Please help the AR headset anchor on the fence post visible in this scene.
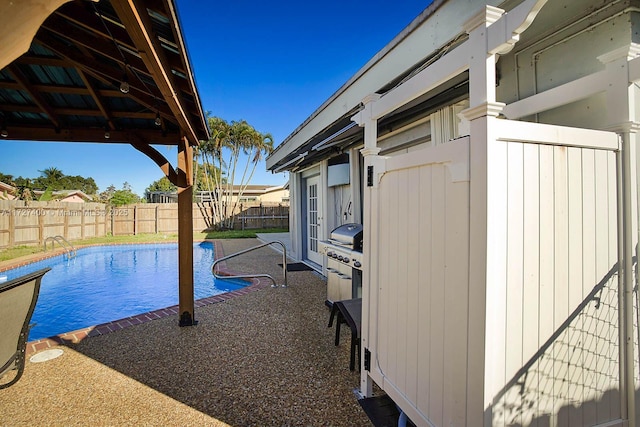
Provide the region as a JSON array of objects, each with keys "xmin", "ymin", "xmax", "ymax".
[
  {"xmin": 95, "ymin": 205, "xmax": 100, "ymax": 237},
  {"xmin": 81, "ymin": 205, "xmax": 86, "ymax": 239},
  {"xmin": 63, "ymin": 205, "xmax": 69, "ymax": 240},
  {"xmin": 38, "ymin": 206, "xmax": 45, "ymax": 245},
  {"xmin": 110, "ymin": 207, "xmax": 115, "ymax": 236},
  {"xmin": 8, "ymin": 204, "xmax": 15, "ymax": 248}
]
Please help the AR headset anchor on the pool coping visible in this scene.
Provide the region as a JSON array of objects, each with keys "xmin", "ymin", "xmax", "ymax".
[{"xmin": 3, "ymin": 240, "xmax": 271, "ymax": 355}]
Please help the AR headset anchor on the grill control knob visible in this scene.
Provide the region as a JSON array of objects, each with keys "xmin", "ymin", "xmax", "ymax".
[
  {"xmin": 332, "ymin": 253, "xmax": 338, "ymax": 259},
  {"xmin": 343, "ymin": 257, "xmax": 350, "ymax": 263},
  {"xmin": 327, "ymin": 251, "xmax": 333, "ymax": 257},
  {"xmin": 338, "ymin": 255, "xmax": 344, "ymax": 261},
  {"xmin": 354, "ymin": 261, "xmax": 362, "ymax": 268}
]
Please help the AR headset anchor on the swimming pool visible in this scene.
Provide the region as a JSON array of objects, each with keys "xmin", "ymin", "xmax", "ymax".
[{"xmin": 0, "ymin": 242, "xmax": 247, "ymax": 341}]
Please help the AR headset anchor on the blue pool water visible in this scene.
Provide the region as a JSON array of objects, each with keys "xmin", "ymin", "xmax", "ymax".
[{"xmin": 0, "ymin": 242, "xmax": 247, "ymax": 341}]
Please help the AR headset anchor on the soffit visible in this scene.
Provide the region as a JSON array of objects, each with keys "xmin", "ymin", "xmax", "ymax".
[{"xmin": 275, "ymin": 72, "xmax": 469, "ymax": 173}]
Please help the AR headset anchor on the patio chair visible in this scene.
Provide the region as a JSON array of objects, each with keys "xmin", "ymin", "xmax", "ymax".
[{"xmin": 0, "ymin": 268, "xmax": 50, "ymax": 389}]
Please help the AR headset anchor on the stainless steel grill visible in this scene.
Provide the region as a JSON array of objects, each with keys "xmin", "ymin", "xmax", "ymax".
[
  {"xmin": 319, "ymin": 223, "xmax": 364, "ymax": 305},
  {"xmin": 327, "ymin": 223, "xmax": 363, "ymax": 251}
]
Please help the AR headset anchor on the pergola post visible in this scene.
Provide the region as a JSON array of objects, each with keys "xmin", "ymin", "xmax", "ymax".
[{"xmin": 177, "ymin": 136, "xmax": 196, "ymax": 326}]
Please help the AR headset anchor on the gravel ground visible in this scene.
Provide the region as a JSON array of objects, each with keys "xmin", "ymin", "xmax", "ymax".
[{"xmin": 0, "ymin": 238, "xmax": 372, "ymax": 427}]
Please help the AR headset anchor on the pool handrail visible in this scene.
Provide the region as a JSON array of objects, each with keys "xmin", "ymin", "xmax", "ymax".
[
  {"xmin": 211, "ymin": 241, "xmax": 288, "ymax": 288},
  {"xmin": 43, "ymin": 235, "xmax": 77, "ymax": 259}
]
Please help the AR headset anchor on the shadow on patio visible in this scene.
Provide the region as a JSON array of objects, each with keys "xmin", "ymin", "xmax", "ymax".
[{"xmin": 0, "ymin": 239, "xmax": 370, "ymax": 426}]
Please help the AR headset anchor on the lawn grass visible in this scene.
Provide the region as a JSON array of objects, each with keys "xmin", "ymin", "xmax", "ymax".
[{"xmin": 0, "ymin": 229, "xmax": 288, "ymax": 262}]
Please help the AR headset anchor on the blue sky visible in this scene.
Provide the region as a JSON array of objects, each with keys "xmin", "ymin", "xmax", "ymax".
[{"xmin": 0, "ymin": 1, "xmax": 428, "ymax": 196}]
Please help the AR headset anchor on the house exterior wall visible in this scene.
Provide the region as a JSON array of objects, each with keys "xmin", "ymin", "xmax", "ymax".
[
  {"xmin": 285, "ymin": 172, "xmax": 301, "ymax": 260},
  {"xmin": 254, "ymin": 188, "xmax": 289, "ymax": 204},
  {"xmin": 59, "ymin": 194, "xmax": 86, "ymax": 203}
]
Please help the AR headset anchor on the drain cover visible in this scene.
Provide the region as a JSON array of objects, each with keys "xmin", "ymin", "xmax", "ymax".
[{"xmin": 29, "ymin": 348, "xmax": 64, "ymax": 363}]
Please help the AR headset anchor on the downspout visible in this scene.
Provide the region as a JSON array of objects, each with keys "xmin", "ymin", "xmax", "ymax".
[{"xmin": 637, "ymin": 127, "xmax": 640, "ymax": 416}]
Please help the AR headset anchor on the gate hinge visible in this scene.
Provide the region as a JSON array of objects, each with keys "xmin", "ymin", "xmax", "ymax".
[{"xmin": 364, "ymin": 348, "xmax": 371, "ymax": 371}]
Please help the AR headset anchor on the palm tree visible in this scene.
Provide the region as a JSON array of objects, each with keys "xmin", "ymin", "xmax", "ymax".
[
  {"xmin": 39, "ymin": 167, "xmax": 64, "ymax": 181},
  {"xmin": 36, "ymin": 167, "xmax": 64, "ymax": 190},
  {"xmin": 199, "ymin": 117, "xmax": 231, "ymax": 227},
  {"xmin": 198, "ymin": 116, "xmax": 274, "ymax": 229}
]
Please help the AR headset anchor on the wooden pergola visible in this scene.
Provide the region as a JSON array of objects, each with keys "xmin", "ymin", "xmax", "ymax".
[{"xmin": 0, "ymin": 0, "xmax": 210, "ymax": 326}]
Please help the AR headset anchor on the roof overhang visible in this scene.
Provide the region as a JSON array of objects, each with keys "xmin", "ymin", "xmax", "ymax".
[
  {"xmin": 266, "ymin": 0, "xmax": 506, "ymax": 173},
  {"xmin": 269, "ymin": 71, "xmax": 470, "ymax": 174}
]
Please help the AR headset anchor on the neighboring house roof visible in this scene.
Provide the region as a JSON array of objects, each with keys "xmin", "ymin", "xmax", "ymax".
[
  {"xmin": 0, "ymin": 181, "xmax": 16, "ymax": 200},
  {"xmin": 32, "ymin": 189, "xmax": 93, "ymax": 202},
  {"xmin": 232, "ymin": 184, "xmax": 288, "ymax": 196},
  {"xmin": 0, "ymin": 181, "xmax": 94, "ymax": 201},
  {"xmin": 0, "ymin": 181, "xmax": 16, "ymax": 193},
  {"xmin": 150, "ymin": 184, "xmax": 289, "ymax": 198}
]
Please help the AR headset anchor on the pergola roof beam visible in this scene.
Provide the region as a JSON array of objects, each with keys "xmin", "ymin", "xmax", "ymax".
[
  {"xmin": 2, "ymin": 125, "xmax": 181, "ymax": 145},
  {"xmin": 2, "ymin": 98, "xmax": 173, "ymax": 121},
  {"xmin": 42, "ymin": 16, "xmax": 150, "ymax": 76},
  {"xmin": 38, "ymin": 33, "xmax": 177, "ymax": 128},
  {"xmin": 42, "ymin": 17, "xmax": 191, "ymax": 97},
  {"xmin": 54, "ymin": 7, "xmax": 137, "ymax": 56},
  {"xmin": 7, "ymin": 64, "xmax": 60, "ymax": 129},
  {"xmin": 77, "ymin": 69, "xmax": 115, "ymax": 129},
  {"xmin": 111, "ymin": 0, "xmax": 198, "ymax": 145}
]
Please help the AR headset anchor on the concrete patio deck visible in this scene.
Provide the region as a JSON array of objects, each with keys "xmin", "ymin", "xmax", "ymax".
[{"xmin": 0, "ymin": 238, "xmax": 372, "ymax": 426}]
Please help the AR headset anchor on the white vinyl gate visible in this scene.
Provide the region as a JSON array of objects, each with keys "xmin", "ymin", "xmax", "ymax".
[{"xmin": 362, "ymin": 122, "xmax": 625, "ymax": 426}]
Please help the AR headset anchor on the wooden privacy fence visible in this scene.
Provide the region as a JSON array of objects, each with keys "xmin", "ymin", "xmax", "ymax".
[
  {"xmin": 0, "ymin": 200, "xmax": 109, "ymax": 249},
  {"xmin": 105, "ymin": 202, "xmax": 289, "ymax": 235},
  {"xmin": 236, "ymin": 204, "xmax": 290, "ymax": 230},
  {"xmin": 0, "ymin": 200, "xmax": 289, "ymax": 248}
]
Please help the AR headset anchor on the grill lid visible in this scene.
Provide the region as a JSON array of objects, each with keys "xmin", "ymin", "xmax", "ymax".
[{"xmin": 329, "ymin": 223, "xmax": 363, "ymax": 251}]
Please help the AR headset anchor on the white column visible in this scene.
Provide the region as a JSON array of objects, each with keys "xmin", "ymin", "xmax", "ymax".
[
  {"xmin": 460, "ymin": 6, "xmax": 506, "ymax": 425},
  {"xmin": 353, "ymin": 93, "xmax": 381, "ymax": 397},
  {"xmin": 599, "ymin": 44, "xmax": 640, "ymax": 426}
]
